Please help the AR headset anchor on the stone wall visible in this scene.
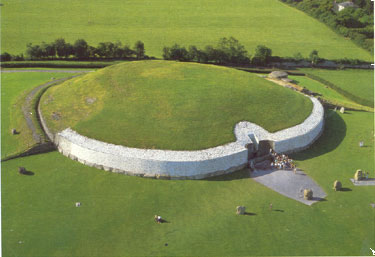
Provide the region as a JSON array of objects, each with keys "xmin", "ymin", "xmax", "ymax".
[{"xmin": 39, "ymin": 95, "xmax": 324, "ymax": 179}]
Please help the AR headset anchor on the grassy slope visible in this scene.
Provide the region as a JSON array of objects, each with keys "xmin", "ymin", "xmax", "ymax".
[
  {"xmin": 300, "ymin": 69, "xmax": 374, "ymax": 106},
  {"xmin": 2, "ymin": 110, "xmax": 374, "ymax": 256},
  {"xmin": 2, "ymin": 0, "xmax": 372, "ymax": 61},
  {"xmin": 1, "ymin": 71, "xmax": 79, "ymax": 158},
  {"xmin": 289, "ymin": 75, "xmax": 371, "ymax": 111},
  {"xmin": 40, "ymin": 61, "xmax": 313, "ymax": 150}
]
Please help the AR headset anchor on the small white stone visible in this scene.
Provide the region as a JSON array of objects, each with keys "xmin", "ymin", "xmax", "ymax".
[{"xmin": 75, "ymin": 202, "xmax": 81, "ymax": 207}]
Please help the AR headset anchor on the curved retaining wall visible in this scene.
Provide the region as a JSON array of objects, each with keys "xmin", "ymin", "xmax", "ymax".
[{"xmin": 39, "ymin": 96, "xmax": 324, "ymax": 179}]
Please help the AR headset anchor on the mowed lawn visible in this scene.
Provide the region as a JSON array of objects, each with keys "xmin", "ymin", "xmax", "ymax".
[
  {"xmin": 40, "ymin": 61, "xmax": 313, "ymax": 150},
  {"xmin": 300, "ymin": 69, "xmax": 374, "ymax": 107},
  {"xmin": 2, "ymin": 109, "xmax": 374, "ymax": 256},
  {"xmin": 288, "ymin": 75, "xmax": 370, "ymax": 110},
  {"xmin": 1, "ymin": 70, "xmax": 78, "ymax": 159},
  {"xmin": 2, "ymin": 0, "xmax": 372, "ymax": 61}
]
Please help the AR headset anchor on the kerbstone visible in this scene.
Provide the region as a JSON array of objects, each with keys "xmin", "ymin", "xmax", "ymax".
[{"xmin": 43, "ymin": 95, "xmax": 324, "ymax": 179}]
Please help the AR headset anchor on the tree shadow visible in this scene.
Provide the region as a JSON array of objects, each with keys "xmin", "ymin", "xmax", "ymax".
[{"xmin": 291, "ymin": 110, "xmax": 346, "ymax": 161}]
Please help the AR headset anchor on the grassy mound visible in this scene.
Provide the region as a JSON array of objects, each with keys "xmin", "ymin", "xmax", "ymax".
[{"xmin": 40, "ymin": 60, "xmax": 313, "ymax": 150}]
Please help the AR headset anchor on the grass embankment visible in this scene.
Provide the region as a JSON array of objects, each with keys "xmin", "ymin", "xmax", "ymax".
[
  {"xmin": 300, "ymin": 68, "xmax": 374, "ymax": 108},
  {"xmin": 1, "ymin": 71, "xmax": 82, "ymax": 159},
  {"xmin": 2, "ymin": 110, "xmax": 374, "ymax": 256},
  {"xmin": 40, "ymin": 60, "xmax": 313, "ymax": 150},
  {"xmin": 289, "ymin": 75, "xmax": 373, "ymax": 112},
  {"xmin": 2, "ymin": 0, "xmax": 372, "ymax": 61}
]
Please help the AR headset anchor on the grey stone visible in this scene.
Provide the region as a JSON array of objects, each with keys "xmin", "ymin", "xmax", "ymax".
[
  {"xmin": 236, "ymin": 206, "xmax": 246, "ymax": 215},
  {"xmin": 340, "ymin": 107, "xmax": 345, "ymax": 114}
]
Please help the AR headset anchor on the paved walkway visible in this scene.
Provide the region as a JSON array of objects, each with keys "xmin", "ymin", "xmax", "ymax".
[
  {"xmin": 350, "ymin": 178, "xmax": 375, "ymax": 186},
  {"xmin": 251, "ymin": 168, "xmax": 326, "ymax": 205},
  {"xmin": 22, "ymin": 73, "xmax": 88, "ymax": 144}
]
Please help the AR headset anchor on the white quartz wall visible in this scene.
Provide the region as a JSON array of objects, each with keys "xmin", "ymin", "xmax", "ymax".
[{"xmin": 41, "ymin": 96, "xmax": 324, "ymax": 179}]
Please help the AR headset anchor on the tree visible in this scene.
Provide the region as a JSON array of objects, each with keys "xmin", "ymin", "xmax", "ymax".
[
  {"xmin": 26, "ymin": 43, "xmax": 43, "ymax": 59},
  {"xmin": 217, "ymin": 37, "xmax": 249, "ymax": 64},
  {"xmin": 134, "ymin": 40, "xmax": 145, "ymax": 59},
  {"xmin": 54, "ymin": 38, "xmax": 68, "ymax": 58},
  {"xmin": 0, "ymin": 52, "xmax": 11, "ymax": 61},
  {"xmin": 64, "ymin": 43, "xmax": 74, "ymax": 58},
  {"xmin": 253, "ymin": 45, "xmax": 272, "ymax": 65},
  {"xmin": 123, "ymin": 45, "xmax": 134, "ymax": 58},
  {"xmin": 74, "ymin": 39, "xmax": 89, "ymax": 59},
  {"xmin": 293, "ymin": 52, "xmax": 304, "ymax": 62},
  {"xmin": 309, "ymin": 50, "xmax": 321, "ymax": 66}
]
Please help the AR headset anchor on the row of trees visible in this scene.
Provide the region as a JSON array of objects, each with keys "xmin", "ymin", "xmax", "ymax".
[
  {"xmin": 162, "ymin": 37, "xmax": 273, "ymax": 65},
  {"xmin": 1, "ymin": 38, "xmax": 147, "ymax": 61},
  {"xmin": 280, "ymin": 0, "xmax": 374, "ymax": 53},
  {"xmin": 162, "ymin": 37, "xmax": 329, "ymax": 66}
]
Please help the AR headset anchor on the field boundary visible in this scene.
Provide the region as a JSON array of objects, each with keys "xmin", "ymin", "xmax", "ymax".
[{"xmin": 305, "ymin": 73, "xmax": 374, "ymax": 108}]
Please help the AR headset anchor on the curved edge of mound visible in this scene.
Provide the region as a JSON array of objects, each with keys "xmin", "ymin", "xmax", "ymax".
[
  {"xmin": 38, "ymin": 93, "xmax": 324, "ymax": 179},
  {"xmin": 39, "ymin": 60, "xmax": 314, "ymax": 150}
]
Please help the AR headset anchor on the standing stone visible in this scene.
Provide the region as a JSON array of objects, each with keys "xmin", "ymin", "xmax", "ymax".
[
  {"xmin": 11, "ymin": 128, "xmax": 17, "ymax": 135},
  {"xmin": 340, "ymin": 107, "xmax": 345, "ymax": 114},
  {"xmin": 303, "ymin": 189, "xmax": 313, "ymax": 200},
  {"xmin": 75, "ymin": 202, "xmax": 81, "ymax": 207},
  {"xmin": 18, "ymin": 167, "xmax": 26, "ymax": 174},
  {"xmin": 236, "ymin": 206, "xmax": 246, "ymax": 215},
  {"xmin": 333, "ymin": 180, "xmax": 342, "ymax": 191},
  {"xmin": 333, "ymin": 107, "xmax": 337, "ymax": 112},
  {"xmin": 359, "ymin": 141, "xmax": 364, "ymax": 147},
  {"xmin": 354, "ymin": 169, "xmax": 363, "ymax": 181}
]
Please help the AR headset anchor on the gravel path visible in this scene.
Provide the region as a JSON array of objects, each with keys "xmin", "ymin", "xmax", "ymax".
[
  {"xmin": 22, "ymin": 73, "xmax": 88, "ymax": 144},
  {"xmin": 252, "ymin": 168, "xmax": 326, "ymax": 205}
]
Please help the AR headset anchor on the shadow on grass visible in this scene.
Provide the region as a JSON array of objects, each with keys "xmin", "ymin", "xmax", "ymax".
[
  {"xmin": 204, "ymin": 168, "xmax": 251, "ymax": 181},
  {"xmin": 243, "ymin": 212, "xmax": 256, "ymax": 216},
  {"xmin": 273, "ymin": 209, "xmax": 284, "ymax": 213},
  {"xmin": 292, "ymin": 110, "xmax": 346, "ymax": 161},
  {"xmin": 20, "ymin": 170, "xmax": 35, "ymax": 176},
  {"xmin": 339, "ymin": 188, "xmax": 352, "ymax": 192},
  {"xmin": 312, "ymin": 197, "xmax": 327, "ymax": 202}
]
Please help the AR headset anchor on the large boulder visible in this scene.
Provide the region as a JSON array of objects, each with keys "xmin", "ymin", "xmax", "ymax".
[
  {"xmin": 268, "ymin": 71, "xmax": 288, "ymax": 79},
  {"xmin": 236, "ymin": 206, "xmax": 246, "ymax": 215},
  {"xmin": 304, "ymin": 189, "xmax": 313, "ymax": 200},
  {"xmin": 354, "ymin": 169, "xmax": 363, "ymax": 181},
  {"xmin": 333, "ymin": 180, "xmax": 342, "ymax": 191}
]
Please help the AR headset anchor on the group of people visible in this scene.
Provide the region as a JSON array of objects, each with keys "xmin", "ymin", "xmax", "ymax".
[{"xmin": 269, "ymin": 149, "xmax": 296, "ymax": 171}]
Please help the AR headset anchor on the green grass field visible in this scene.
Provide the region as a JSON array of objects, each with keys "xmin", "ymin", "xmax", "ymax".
[
  {"xmin": 1, "ymin": 70, "xmax": 79, "ymax": 159},
  {"xmin": 40, "ymin": 60, "xmax": 312, "ymax": 150},
  {"xmin": 2, "ymin": 0, "xmax": 372, "ymax": 61},
  {"xmin": 300, "ymin": 69, "xmax": 374, "ymax": 107},
  {"xmin": 289, "ymin": 75, "xmax": 372, "ymax": 111},
  {"xmin": 2, "ymin": 109, "xmax": 374, "ymax": 256}
]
